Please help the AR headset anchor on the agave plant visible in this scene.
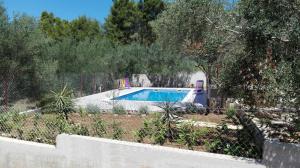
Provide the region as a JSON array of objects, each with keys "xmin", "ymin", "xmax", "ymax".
[
  {"xmin": 39, "ymin": 85, "xmax": 74, "ymax": 120},
  {"xmin": 51, "ymin": 85, "xmax": 74, "ymax": 120},
  {"xmin": 157, "ymin": 102, "xmax": 178, "ymax": 141}
]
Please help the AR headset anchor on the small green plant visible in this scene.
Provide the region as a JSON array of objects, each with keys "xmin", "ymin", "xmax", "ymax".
[
  {"xmin": 177, "ymin": 122, "xmax": 199, "ymax": 149},
  {"xmin": 70, "ymin": 123, "xmax": 89, "ymax": 136},
  {"xmin": 111, "ymin": 121, "xmax": 124, "ymax": 140},
  {"xmin": 33, "ymin": 112, "xmax": 41, "ymax": 127},
  {"xmin": 159, "ymin": 102, "xmax": 177, "ymax": 141},
  {"xmin": 78, "ymin": 107, "xmax": 87, "ymax": 117},
  {"xmin": 185, "ymin": 103, "xmax": 198, "ymax": 114},
  {"xmin": 135, "ymin": 119, "xmax": 152, "ymax": 142},
  {"xmin": 45, "ymin": 115, "xmax": 70, "ymax": 134},
  {"xmin": 27, "ymin": 128, "xmax": 43, "ymax": 142},
  {"xmin": 151, "ymin": 118, "xmax": 167, "ymax": 145},
  {"xmin": 112, "ymin": 105, "xmax": 126, "ymax": 115},
  {"xmin": 86, "ymin": 104, "xmax": 101, "ymax": 113},
  {"xmin": 0, "ymin": 113, "xmax": 12, "ymax": 134},
  {"xmin": 225, "ymin": 108, "xmax": 236, "ymax": 119},
  {"xmin": 39, "ymin": 85, "xmax": 74, "ymax": 120},
  {"xmin": 138, "ymin": 106, "xmax": 149, "ymax": 115},
  {"xmin": 93, "ymin": 119, "xmax": 107, "ymax": 137}
]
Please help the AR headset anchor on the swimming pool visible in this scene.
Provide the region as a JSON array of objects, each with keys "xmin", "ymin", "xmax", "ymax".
[{"xmin": 114, "ymin": 89, "xmax": 190, "ymax": 102}]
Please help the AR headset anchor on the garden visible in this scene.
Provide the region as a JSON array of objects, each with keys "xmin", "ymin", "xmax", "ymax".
[
  {"xmin": 0, "ymin": 108, "xmax": 261, "ymax": 159},
  {"xmin": 0, "ymin": 0, "xmax": 299, "ymax": 162}
]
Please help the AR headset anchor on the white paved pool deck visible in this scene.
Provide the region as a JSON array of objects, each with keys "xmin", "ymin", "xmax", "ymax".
[{"xmin": 75, "ymin": 87, "xmax": 195, "ymax": 112}]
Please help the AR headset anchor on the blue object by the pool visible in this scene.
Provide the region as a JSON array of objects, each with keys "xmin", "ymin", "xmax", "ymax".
[{"xmin": 114, "ymin": 89, "xmax": 190, "ymax": 102}]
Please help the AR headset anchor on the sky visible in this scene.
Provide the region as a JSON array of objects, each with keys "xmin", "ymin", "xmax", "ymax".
[
  {"xmin": 1, "ymin": 0, "xmax": 113, "ymax": 24},
  {"xmin": 2, "ymin": 0, "xmax": 236, "ymax": 24}
]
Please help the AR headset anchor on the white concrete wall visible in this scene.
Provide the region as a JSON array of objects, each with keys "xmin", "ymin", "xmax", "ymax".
[
  {"xmin": 189, "ymin": 71, "xmax": 207, "ymax": 88},
  {"xmin": 0, "ymin": 136, "xmax": 66, "ymax": 168},
  {"xmin": 263, "ymin": 140, "xmax": 300, "ymax": 168},
  {"xmin": 132, "ymin": 72, "xmax": 207, "ymax": 88},
  {"xmin": 0, "ymin": 134, "xmax": 265, "ymax": 168}
]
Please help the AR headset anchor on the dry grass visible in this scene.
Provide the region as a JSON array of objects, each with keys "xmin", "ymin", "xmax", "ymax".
[{"xmin": 1, "ymin": 112, "xmax": 228, "ymax": 152}]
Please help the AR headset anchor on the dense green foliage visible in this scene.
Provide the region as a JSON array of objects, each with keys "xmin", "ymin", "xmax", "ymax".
[
  {"xmin": 40, "ymin": 12, "xmax": 102, "ymax": 41},
  {"xmin": 105, "ymin": 0, "xmax": 164, "ymax": 44},
  {"xmin": 0, "ymin": 0, "xmax": 299, "ymax": 111}
]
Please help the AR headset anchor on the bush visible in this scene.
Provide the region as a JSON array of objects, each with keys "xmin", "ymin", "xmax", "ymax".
[
  {"xmin": 111, "ymin": 121, "xmax": 124, "ymax": 140},
  {"xmin": 0, "ymin": 113, "xmax": 12, "ymax": 134},
  {"xmin": 45, "ymin": 115, "xmax": 70, "ymax": 134},
  {"xmin": 176, "ymin": 123, "xmax": 212, "ymax": 150},
  {"xmin": 86, "ymin": 104, "xmax": 101, "ymax": 113},
  {"xmin": 225, "ymin": 108, "xmax": 236, "ymax": 119},
  {"xmin": 135, "ymin": 119, "xmax": 152, "ymax": 142},
  {"xmin": 70, "ymin": 123, "xmax": 89, "ymax": 136},
  {"xmin": 177, "ymin": 122, "xmax": 201, "ymax": 149},
  {"xmin": 138, "ymin": 106, "xmax": 149, "ymax": 115},
  {"xmin": 39, "ymin": 85, "xmax": 74, "ymax": 120},
  {"xmin": 151, "ymin": 118, "xmax": 167, "ymax": 145},
  {"xmin": 78, "ymin": 107, "xmax": 87, "ymax": 117},
  {"xmin": 185, "ymin": 103, "xmax": 198, "ymax": 114},
  {"xmin": 112, "ymin": 105, "xmax": 126, "ymax": 115},
  {"xmin": 206, "ymin": 123, "xmax": 261, "ymax": 159},
  {"xmin": 93, "ymin": 119, "xmax": 107, "ymax": 137}
]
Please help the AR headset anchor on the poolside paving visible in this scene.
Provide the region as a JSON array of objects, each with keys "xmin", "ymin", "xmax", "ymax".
[
  {"xmin": 74, "ymin": 87, "xmax": 195, "ymax": 112},
  {"xmin": 177, "ymin": 119, "xmax": 243, "ymax": 130}
]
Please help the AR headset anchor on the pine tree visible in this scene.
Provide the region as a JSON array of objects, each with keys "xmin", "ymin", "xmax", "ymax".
[{"xmin": 104, "ymin": 0, "xmax": 140, "ymax": 44}]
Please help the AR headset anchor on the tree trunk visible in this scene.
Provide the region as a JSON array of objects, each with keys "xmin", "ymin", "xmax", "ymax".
[
  {"xmin": 93, "ymin": 73, "xmax": 96, "ymax": 94},
  {"xmin": 80, "ymin": 73, "xmax": 83, "ymax": 97},
  {"xmin": 2, "ymin": 77, "xmax": 9, "ymax": 112},
  {"xmin": 206, "ymin": 66, "xmax": 212, "ymax": 115}
]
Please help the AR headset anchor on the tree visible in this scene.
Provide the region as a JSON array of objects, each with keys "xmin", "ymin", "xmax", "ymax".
[
  {"xmin": 136, "ymin": 0, "xmax": 165, "ymax": 45},
  {"xmin": 70, "ymin": 16, "xmax": 102, "ymax": 41},
  {"xmin": 104, "ymin": 0, "xmax": 140, "ymax": 44},
  {"xmin": 0, "ymin": 8, "xmax": 56, "ymax": 108},
  {"xmin": 151, "ymin": 0, "xmax": 227, "ymax": 109},
  {"xmin": 145, "ymin": 43, "xmax": 194, "ymax": 87},
  {"xmin": 40, "ymin": 12, "xmax": 102, "ymax": 41},
  {"xmin": 40, "ymin": 11, "xmax": 70, "ymax": 40},
  {"xmin": 226, "ymin": 0, "xmax": 300, "ymax": 108}
]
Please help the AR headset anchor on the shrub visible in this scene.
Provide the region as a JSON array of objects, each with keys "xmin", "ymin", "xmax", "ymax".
[
  {"xmin": 151, "ymin": 118, "xmax": 167, "ymax": 145},
  {"xmin": 86, "ymin": 104, "xmax": 101, "ymax": 113},
  {"xmin": 70, "ymin": 124, "xmax": 89, "ymax": 136},
  {"xmin": 135, "ymin": 119, "xmax": 152, "ymax": 142},
  {"xmin": 185, "ymin": 103, "xmax": 198, "ymax": 114},
  {"xmin": 177, "ymin": 123, "xmax": 199, "ymax": 149},
  {"xmin": 160, "ymin": 103, "xmax": 177, "ymax": 140},
  {"xmin": 111, "ymin": 121, "xmax": 124, "ymax": 140},
  {"xmin": 206, "ymin": 123, "xmax": 261, "ymax": 158},
  {"xmin": 138, "ymin": 106, "xmax": 149, "ymax": 115},
  {"xmin": 225, "ymin": 108, "xmax": 236, "ymax": 119},
  {"xmin": 112, "ymin": 105, "xmax": 126, "ymax": 115},
  {"xmin": 0, "ymin": 113, "xmax": 12, "ymax": 134},
  {"xmin": 176, "ymin": 123, "xmax": 212, "ymax": 150},
  {"xmin": 78, "ymin": 107, "xmax": 87, "ymax": 117},
  {"xmin": 93, "ymin": 119, "xmax": 107, "ymax": 137},
  {"xmin": 39, "ymin": 85, "xmax": 74, "ymax": 120},
  {"xmin": 45, "ymin": 115, "xmax": 70, "ymax": 134},
  {"xmin": 27, "ymin": 128, "xmax": 43, "ymax": 142},
  {"xmin": 152, "ymin": 121, "xmax": 167, "ymax": 145}
]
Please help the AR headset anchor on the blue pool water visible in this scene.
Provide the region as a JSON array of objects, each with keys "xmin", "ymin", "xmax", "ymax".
[{"xmin": 114, "ymin": 89, "xmax": 190, "ymax": 102}]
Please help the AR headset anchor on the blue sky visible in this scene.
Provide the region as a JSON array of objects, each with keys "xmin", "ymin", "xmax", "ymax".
[
  {"xmin": 2, "ymin": 0, "xmax": 236, "ymax": 24},
  {"xmin": 1, "ymin": 0, "xmax": 113, "ymax": 24}
]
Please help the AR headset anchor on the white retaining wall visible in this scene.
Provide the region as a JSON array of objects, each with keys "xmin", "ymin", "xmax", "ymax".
[
  {"xmin": 263, "ymin": 140, "xmax": 300, "ymax": 168},
  {"xmin": 0, "ymin": 134, "xmax": 265, "ymax": 168}
]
